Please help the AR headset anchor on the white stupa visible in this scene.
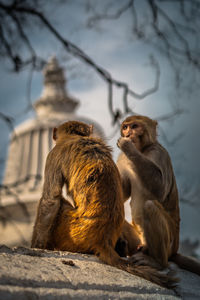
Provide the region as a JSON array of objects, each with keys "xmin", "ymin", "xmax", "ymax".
[{"xmin": 0, "ymin": 56, "xmax": 105, "ymax": 246}]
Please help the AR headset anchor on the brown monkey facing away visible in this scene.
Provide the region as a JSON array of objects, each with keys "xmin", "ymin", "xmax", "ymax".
[
  {"xmin": 117, "ymin": 115, "xmax": 200, "ymax": 275},
  {"xmin": 31, "ymin": 120, "xmax": 176, "ymax": 288}
]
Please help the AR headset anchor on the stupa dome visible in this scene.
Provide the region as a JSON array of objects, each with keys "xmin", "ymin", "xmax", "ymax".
[{"xmin": 1, "ymin": 56, "xmax": 105, "ymax": 246}]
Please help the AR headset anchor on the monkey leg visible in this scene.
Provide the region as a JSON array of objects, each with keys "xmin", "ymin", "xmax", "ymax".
[
  {"xmin": 143, "ymin": 200, "xmax": 174, "ymax": 268},
  {"xmin": 96, "ymin": 242, "xmax": 177, "ymax": 289},
  {"xmin": 31, "ymin": 197, "xmax": 61, "ymax": 249},
  {"xmin": 116, "ymin": 220, "xmax": 141, "ymax": 257}
]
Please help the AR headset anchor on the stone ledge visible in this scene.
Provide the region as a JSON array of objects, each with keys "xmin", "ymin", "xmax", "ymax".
[{"xmin": 0, "ymin": 245, "xmax": 200, "ymax": 299}]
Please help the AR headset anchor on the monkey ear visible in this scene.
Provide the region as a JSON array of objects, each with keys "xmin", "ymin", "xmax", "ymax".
[
  {"xmin": 153, "ymin": 120, "xmax": 158, "ymax": 127},
  {"xmin": 53, "ymin": 127, "xmax": 58, "ymax": 140},
  {"xmin": 89, "ymin": 125, "xmax": 93, "ymax": 135}
]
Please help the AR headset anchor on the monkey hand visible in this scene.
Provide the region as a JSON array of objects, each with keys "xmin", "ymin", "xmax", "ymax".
[
  {"xmin": 31, "ymin": 231, "xmax": 48, "ymax": 249},
  {"xmin": 117, "ymin": 137, "xmax": 136, "ymax": 152},
  {"xmin": 31, "ymin": 238, "xmax": 45, "ymax": 249}
]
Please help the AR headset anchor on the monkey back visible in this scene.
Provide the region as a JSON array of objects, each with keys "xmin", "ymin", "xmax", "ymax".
[{"xmin": 49, "ymin": 134, "xmax": 124, "ymax": 253}]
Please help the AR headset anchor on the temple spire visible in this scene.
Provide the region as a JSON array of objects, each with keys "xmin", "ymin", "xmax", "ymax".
[
  {"xmin": 1, "ymin": 55, "xmax": 104, "ymax": 247},
  {"xmin": 34, "ymin": 56, "xmax": 79, "ymax": 117}
]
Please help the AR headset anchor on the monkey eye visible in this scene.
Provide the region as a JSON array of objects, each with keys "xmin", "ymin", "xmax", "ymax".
[
  {"xmin": 122, "ymin": 125, "xmax": 127, "ymax": 130},
  {"xmin": 131, "ymin": 123, "xmax": 138, "ymax": 129}
]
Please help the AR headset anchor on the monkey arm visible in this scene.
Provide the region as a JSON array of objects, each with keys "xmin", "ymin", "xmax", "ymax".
[
  {"xmin": 120, "ymin": 171, "xmax": 131, "ymax": 201},
  {"xmin": 31, "ymin": 153, "xmax": 64, "ymax": 249},
  {"xmin": 117, "ymin": 137, "xmax": 166, "ymax": 200},
  {"xmin": 117, "ymin": 154, "xmax": 131, "ymax": 201},
  {"xmin": 31, "ymin": 196, "xmax": 61, "ymax": 249}
]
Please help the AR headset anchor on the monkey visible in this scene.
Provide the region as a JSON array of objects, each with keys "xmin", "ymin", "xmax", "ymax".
[
  {"xmin": 117, "ymin": 115, "xmax": 200, "ymax": 276},
  {"xmin": 31, "ymin": 120, "xmax": 177, "ymax": 288},
  {"xmin": 115, "ymin": 220, "xmax": 141, "ymax": 257}
]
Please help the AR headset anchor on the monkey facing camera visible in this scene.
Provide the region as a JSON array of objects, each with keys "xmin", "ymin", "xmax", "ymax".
[{"xmin": 117, "ymin": 115, "xmax": 200, "ymax": 276}]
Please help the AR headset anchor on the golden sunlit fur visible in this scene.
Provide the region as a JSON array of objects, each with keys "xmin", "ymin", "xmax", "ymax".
[{"xmin": 32, "ymin": 121, "xmax": 177, "ymax": 288}]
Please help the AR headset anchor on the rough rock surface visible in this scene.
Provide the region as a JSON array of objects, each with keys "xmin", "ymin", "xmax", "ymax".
[{"xmin": 0, "ymin": 245, "xmax": 200, "ymax": 299}]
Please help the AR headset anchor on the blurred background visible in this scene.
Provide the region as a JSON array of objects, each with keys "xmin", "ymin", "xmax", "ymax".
[{"xmin": 0, "ymin": 0, "xmax": 199, "ymax": 257}]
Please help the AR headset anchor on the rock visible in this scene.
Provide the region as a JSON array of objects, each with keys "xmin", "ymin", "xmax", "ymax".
[{"xmin": 0, "ymin": 245, "xmax": 199, "ymax": 299}]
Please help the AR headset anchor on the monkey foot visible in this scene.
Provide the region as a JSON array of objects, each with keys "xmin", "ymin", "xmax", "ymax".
[
  {"xmin": 130, "ymin": 251, "xmax": 163, "ymax": 270},
  {"xmin": 136, "ymin": 244, "xmax": 148, "ymax": 254}
]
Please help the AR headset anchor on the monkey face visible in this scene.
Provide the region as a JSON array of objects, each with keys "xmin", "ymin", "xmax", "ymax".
[
  {"xmin": 120, "ymin": 115, "xmax": 158, "ymax": 151},
  {"xmin": 121, "ymin": 122, "xmax": 144, "ymax": 144}
]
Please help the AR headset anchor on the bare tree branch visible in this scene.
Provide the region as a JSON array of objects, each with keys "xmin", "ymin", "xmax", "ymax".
[
  {"xmin": 0, "ymin": 0, "xmax": 160, "ymax": 124},
  {"xmin": 87, "ymin": 0, "xmax": 134, "ymax": 27},
  {"xmin": 0, "ymin": 112, "xmax": 15, "ymax": 132}
]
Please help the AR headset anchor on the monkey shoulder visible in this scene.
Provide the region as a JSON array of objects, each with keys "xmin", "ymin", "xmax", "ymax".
[
  {"xmin": 47, "ymin": 144, "xmax": 66, "ymax": 161},
  {"xmin": 143, "ymin": 142, "xmax": 172, "ymax": 170},
  {"xmin": 76, "ymin": 137, "xmax": 112, "ymax": 159},
  {"xmin": 145, "ymin": 143, "xmax": 178, "ymax": 204},
  {"xmin": 143, "ymin": 142, "xmax": 167, "ymax": 157},
  {"xmin": 45, "ymin": 147, "xmax": 60, "ymax": 167}
]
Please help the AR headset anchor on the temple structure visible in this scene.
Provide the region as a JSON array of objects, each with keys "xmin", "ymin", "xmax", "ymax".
[{"xmin": 0, "ymin": 56, "xmax": 104, "ymax": 246}]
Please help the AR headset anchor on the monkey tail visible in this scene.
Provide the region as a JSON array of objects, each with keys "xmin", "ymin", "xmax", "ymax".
[
  {"xmin": 170, "ymin": 253, "xmax": 200, "ymax": 276},
  {"xmin": 96, "ymin": 245, "xmax": 178, "ymax": 289}
]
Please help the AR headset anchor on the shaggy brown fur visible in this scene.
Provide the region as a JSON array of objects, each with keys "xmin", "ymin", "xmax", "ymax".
[
  {"xmin": 31, "ymin": 121, "xmax": 177, "ymax": 288},
  {"xmin": 117, "ymin": 115, "xmax": 200, "ymax": 276}
]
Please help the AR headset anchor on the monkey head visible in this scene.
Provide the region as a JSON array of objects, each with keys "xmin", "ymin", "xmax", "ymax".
[
  {"xmin": 121, "ymin": 115, "xmax": 158, "ymax": 150},
  {"xmin": 53, "ymin": 121, "xmax": 93, "ymax": 141}
]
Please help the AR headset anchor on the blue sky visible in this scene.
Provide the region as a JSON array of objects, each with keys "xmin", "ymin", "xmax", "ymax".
[{"xmin": 0, "ymin": 0, "xmax": 200, "ymax": 242}]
